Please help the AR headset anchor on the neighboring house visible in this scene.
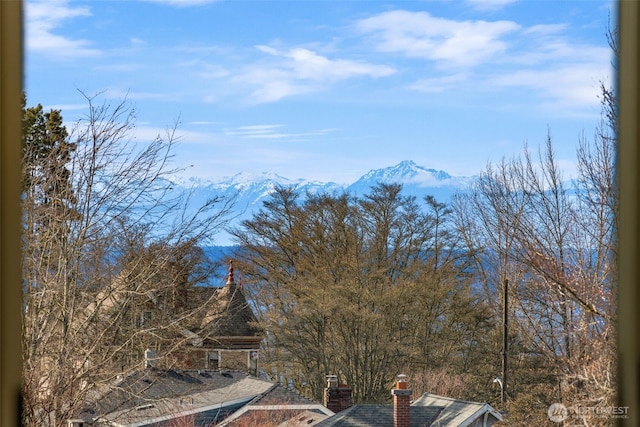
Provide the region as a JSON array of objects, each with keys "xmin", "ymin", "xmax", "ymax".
[
  {"xmin": 178, "ymin": 262, "xmax": 263, "ymax": 375},
  {"xmin": 85, "ymin": 259, "xmax": 263, "ymax": 375},
  {"xmin": 71, "ymin": 262, "xmax": 500, "ymax": 427},
  {"xmin": 72, "ymin": 365, "xmax": 333, "ymax": 427},
  {"xmin": 315, "ymin": 375, "xmax": 502, "ymax": 427},
  {"xmin": 71, "ymin": 367, "xmax": 500, "ymax": 427},
  {"xmin": 66, "ymin": 261, "xmax": 272, "ymax": 426}
]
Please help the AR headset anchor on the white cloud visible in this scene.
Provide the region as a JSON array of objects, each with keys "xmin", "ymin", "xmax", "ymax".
[
  {"xmin": 241, "ymin": 70, "xmax": 310, "ymax": 103},
  {"xmin": 25, "ymin": 0, "xmax": 101, "ymax": 58},
  {"xmin": 513, "ymin": 42, "xmax": 610, "ymax": 68},
  {"xmin": 288, "ymin": 48, "xmax": 395, "ymax": 81},
  {"xmin": 227, "ymin": 124, "xmax": 285, "ymax": 139},
  {"xmin": 489, "ymin": 62, "xmax": 611, "ymax": 114},
  {"xmin": 132, "ymin": 125, "xmax": 210, "ymax": 144},
  {"xmin": 255, "ymin": 45, "xmax": 279, "ymax": 56},
  {"xmin": 466, "ymin": 0, "xmax": 519, "ymax": 11},
  {"xmin": 234, "ymin": 46, "xmax": 395, "ymax": 103},
  {"xmin": 355, "ymin": 9, "xmax": 611, "ymax": 117},
  {"xmin": 255, "ymin": 46, "xmax": 396, "ymax": 81},
  {"xmin": 193, "ymin": 64, "xmax": 231, "ymax": 79},
  {"xmin": 43, "ymin": 103, "xmax": 89, "ymax": 112},
  {"xmin": 355, "ymin": 10, "xmax": 520, "ymax": 69},
  {"xmin": 523, "ymin": 24, "xmax": 568, "ymax": 36},
  {"xmin": 486, "ymin": 24, "xmax": 611, "ymax": 115},
  {"xmin": 225, "ymin": 124, "xmax": 338, "ymax": 140},
  {"xmin": 102, "ymin": 88, "xmax": 172, "ymax": 101}
]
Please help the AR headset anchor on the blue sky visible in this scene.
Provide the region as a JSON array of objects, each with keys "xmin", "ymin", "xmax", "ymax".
[{"xmin": 25, "ymin": 0, "xmax": 614, "ymax": 184}]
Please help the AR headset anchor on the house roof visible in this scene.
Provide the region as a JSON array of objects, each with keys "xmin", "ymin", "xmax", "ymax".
[
  {"xmin": 216, "ymin": 382, "xmax": 334, "ymax": 426},
  {"xmin": 277, "ymin": 410, "xmax": 333, "ymax": 426},
  {"xmin": 248, "ymin": 382, "xmax": 323, "ymax": 406},
  {"xmin": 82, "ymin": 260, "xmax": 263, "ymax": 352},
  {"xmin": 314, "ymin": 404, "xmax": 443, "ymax": 427},
  {"xmin": 314, "ymin": 393, "xmax": 502, "ymax": 427},
  {"xmin": 76, "ymin": 368, "xmax": 335, "ymax": 427},
  {"xmin": 200, "ymin": 261, "xmax": 263, "ymax": 339},
  {"xmin": 220, "ymin": 405, "xmax": 333, "ymax": 427},
  {"xmin": 412, "ymin": 393, "xmax": 503, "ymax": 427},
  {"xmin": 77, "ymin": 368, "xmax": 274, "ymax": 427}
]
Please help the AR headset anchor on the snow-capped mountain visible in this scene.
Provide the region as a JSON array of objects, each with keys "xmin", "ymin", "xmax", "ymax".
[
  {"xmin": 347, "ymin": 160, "xmax": 473, "ymax": 200},
  {"xmin": 176, "ymin": 161, "xmax": 475, "ymax": 245},
  {"xmin": 354, "ymin": 160, "xmax": 453, "ymax": 185},
  {"xmin": 184, "ymin": 171, "xmax": 344, "ymax": 213}
]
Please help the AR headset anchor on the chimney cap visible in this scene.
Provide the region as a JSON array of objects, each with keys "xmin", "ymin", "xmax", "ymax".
[
  {"xmin": 326, "ymin": 374, "xmax": 338, "ymax": 387},
  {"xmin": 393, "ymin": 374, "xmax": 411, "ymax": 392}
]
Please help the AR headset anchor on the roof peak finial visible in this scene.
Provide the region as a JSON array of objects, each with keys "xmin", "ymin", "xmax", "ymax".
[{"xmin": 227, "ymin": 260, "xmax": 235, "ymax": 285}]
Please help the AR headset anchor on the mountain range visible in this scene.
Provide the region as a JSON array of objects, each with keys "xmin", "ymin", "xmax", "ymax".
[{"xmin": 175, "ymin": 160, "xmax": 476, "ymax": 246}]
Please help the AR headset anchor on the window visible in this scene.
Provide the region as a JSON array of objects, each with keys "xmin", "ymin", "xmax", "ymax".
[{"xmin": 207, "ymin": 350, "xmax": 220, "ymax": 369}]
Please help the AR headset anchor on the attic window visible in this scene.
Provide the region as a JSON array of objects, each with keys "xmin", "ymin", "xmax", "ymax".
[{"xmin": 207, "ymin": 350, "xmax": 219, "ymax": 369}]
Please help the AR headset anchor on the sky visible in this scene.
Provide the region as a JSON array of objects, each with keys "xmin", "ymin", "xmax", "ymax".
[{"xmin": 24, "ymin": 0, "xmax": 615, "ymax": 184}]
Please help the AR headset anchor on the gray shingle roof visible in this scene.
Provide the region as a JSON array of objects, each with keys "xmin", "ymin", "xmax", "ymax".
[
  {"xmin": 314, "ymin": 393, "xmax": 503, "ymax": 427},
  {"xmin": 200, "ymin": 281, "xmax": 263, "ymax": 338},
  {"xmin": 412, "ymin": 393, "xmax": 502, "ymax": 427},
  {"xmin": 216, "ymin": 383, "xmax": 334, "ymax": 426},
  {"xmin": 248, "ymin": 383, "xmax": 321, "ymax": 406},
  {"xmin": 314, "ymin": 404, "xmax": 443, "ymax": 427},
  {"xmin": 277, "ymin": 409, "xmax": 332, "ymax": 426},
  {"xmin": 77, "ymin": 368, "xmax": 274, "ymax": 426}
]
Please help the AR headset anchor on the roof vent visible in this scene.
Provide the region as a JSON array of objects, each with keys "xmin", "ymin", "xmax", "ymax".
[{"xmin": 136, "ymin": 404, "xmax": 155, "ymax": 411}]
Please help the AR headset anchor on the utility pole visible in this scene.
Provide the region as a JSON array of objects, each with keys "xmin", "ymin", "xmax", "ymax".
[{"xmin": 501, "ymin": 278, "xmax": 508, "ymax": 403}]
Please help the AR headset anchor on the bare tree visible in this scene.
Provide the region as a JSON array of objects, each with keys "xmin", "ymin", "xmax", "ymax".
[
  {"xmin": 21, "ymin": 92, "xmax": 234, "ymax": 426},
  {"xmin": 233, "ymin": 184, "xmax": 493, "ymax": 404},
  {"xmin": 453, "ymin": 123, "xmax": 617, "ymax": 422}
]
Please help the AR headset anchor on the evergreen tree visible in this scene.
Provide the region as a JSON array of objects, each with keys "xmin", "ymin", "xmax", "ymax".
[{"xmin": 22, "ymin": 94, "xmax": 76, "ymax": 211}]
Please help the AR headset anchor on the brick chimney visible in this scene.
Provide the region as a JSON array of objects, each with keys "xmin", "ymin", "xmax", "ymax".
[
  {"xmin": 391, "ymin": 374, "xmax": 412, "ymax": 427},
  {"xmin": 323, "ymin": 374, "xmax": 352, "ymax": 413}
]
